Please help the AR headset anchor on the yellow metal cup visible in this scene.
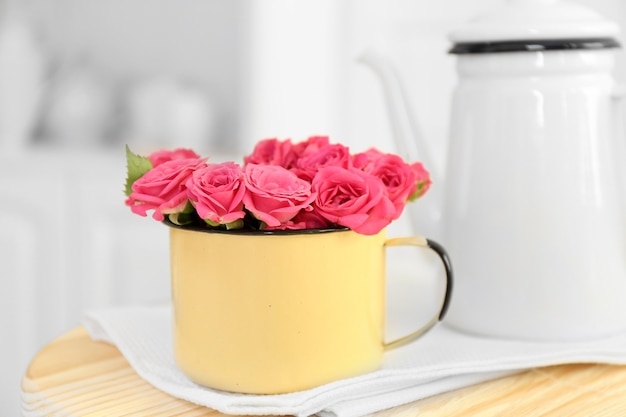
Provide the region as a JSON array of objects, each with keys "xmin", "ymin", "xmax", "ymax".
[{"xmin": 169, "ymin": 223, "xmax": 452, "ymax": 394}]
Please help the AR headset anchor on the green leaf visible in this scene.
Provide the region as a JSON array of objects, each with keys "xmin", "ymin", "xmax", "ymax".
[
  {"xmin": 168, "ymin": 212, "xmax": 196, "ymax": 226},
  {"xmin": 204, "ymin": 218, "xmax": 220, "ymax": 227},
  {"xmin": 124, "ymin": 145, "xmax": 153, "ymax": 196},
  {"xmin": 181, "ymin": 200, "xmax": 195, "ymax": 214},
  {"xmin": 225, "ymin": 219, "xmax": 244, "ymax": 230}
]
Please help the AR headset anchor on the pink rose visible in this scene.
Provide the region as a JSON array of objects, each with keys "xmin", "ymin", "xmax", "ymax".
[
  {"xmin": 357, "ymin": 151, "xmax": 418, "ymax": 220},
  {"xmin": 312, "ymin": 166, "xmax": 396, "ymax": 235},
  {"xmin": 186, "ymin": 162, "xmax": 246, "ymax": 226},
  {"xmin": 243, "ymin": 164, "xmax": 316, "ymax": 227},
  {"xmin": 410, "ymin": 162, "xmax": 431, "ymax": 200},
  {"xmin": 243, "ymin": 137, "xmax": 299, "ymax": 169},
  {"xmin": 149, "ymin": 148, "xmax": 201, "ymax": 167},
  {"xmin": 264, "ymin": 209, "xmax": 331, "ymax": 231},
  {"xmin": 126, "ymin": 158, "xmax": 207, "ymax": 221},
  {"xmin": 291, "ymin": 135, "xmax": 331, "ymax": 158},
  {"xmin": 293, "ymin": 143, "xmax": 352, "ymax": 181},
  {"xmin": 352, "ymin": 148, "xmax": 385, "ymax": 171},
  {"xmin": 291, "ymin": 209, "xmax": 332, "ymax": 229}
]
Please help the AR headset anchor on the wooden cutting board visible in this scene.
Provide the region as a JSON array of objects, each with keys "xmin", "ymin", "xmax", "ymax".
[{"xmin": 21, "ymin": 326, "xmax": 626, "ymax": 416}]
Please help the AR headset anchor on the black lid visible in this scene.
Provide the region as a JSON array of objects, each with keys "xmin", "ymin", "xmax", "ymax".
[{"xmin": 449, "ymin": 37, "xmax": 621, "ymax": 54}]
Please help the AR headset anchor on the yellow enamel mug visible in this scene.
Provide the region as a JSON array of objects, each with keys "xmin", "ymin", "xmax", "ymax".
[{"xmin": 168, "ymin": 222, "xmax": 453, "ymax": 394}]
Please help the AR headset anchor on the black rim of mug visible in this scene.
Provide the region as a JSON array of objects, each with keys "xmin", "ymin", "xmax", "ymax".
[{"xmin": 163, "ymin": 217, "xmax": 350, "ymax": 236}]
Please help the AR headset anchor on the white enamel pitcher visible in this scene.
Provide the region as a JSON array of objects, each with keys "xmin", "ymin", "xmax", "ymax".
[{"xmin": 361, "ymin": 0, "xmax": 626, "ymax": 341}]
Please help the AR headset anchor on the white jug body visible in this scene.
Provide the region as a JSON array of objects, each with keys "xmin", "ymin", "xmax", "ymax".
[{"xmin": 444, "ymin": 49, "xmax": 626, "ymax": 340}]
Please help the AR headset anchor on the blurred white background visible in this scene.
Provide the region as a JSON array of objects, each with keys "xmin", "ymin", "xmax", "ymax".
[{"xmin": 2, "ymin": 0, "xmax": 626, "ymax": 415}]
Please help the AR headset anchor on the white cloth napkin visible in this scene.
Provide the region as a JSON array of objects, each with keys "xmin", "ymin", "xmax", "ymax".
[{"xmin": 83, "ymin": 306, "xmax": 626, "ymax": 417}]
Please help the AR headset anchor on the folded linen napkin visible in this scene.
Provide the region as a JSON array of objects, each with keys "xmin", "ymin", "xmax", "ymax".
[{"xmin": 82, "ymin": 306, "xmax": 626, "ymax": 417}]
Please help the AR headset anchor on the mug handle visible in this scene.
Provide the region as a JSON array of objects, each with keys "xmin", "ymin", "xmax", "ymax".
[{"xmin": 383, "ymin": 236, "xmax": 453, "ymax": 350}]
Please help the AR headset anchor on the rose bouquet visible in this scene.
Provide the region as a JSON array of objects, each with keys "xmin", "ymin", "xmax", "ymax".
[{"xmin": 124, "ymin": 136, "xmax": 430, "ymax": 235}]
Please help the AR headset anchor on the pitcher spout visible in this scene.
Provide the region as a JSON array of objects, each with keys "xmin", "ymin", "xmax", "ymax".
[{"xmin": 358, "ymin": 48, "xmax": 444, "ymax": 238}]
